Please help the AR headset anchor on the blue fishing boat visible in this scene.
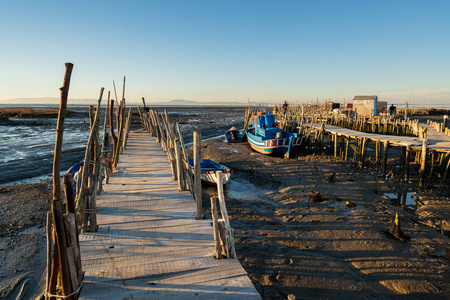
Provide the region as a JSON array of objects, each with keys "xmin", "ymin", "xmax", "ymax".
[
  {"xmin": 225, "ymin": 126, "xmax": 246, "ymax": 143},
  {"xmin": 188, "ymin": 158, "xmax": 232, "ymax": 184},
  {"xmin": 245, "ymin": 112, "xmax": 302, "ymax": 157}
]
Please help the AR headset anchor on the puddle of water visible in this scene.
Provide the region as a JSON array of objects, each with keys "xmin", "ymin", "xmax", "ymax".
[
  {"xmin": 384, "ymin": 192, "xmax": 418, "ymax": 212},
  {"xmin": 225, "ymin": 178, "xmax": 269, "ymax": 201}
]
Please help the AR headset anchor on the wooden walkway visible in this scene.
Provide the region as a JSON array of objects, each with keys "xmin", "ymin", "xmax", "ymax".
[
  {"xmin": 310, "ymin": 123, "xmax": 450, "ymax": 152},
  {"xmin": 79, "ymin": 130, "xmax": 260, "ymax": 299},
  {"xmin": 423, "ymin": 123, "xmax": 450, "ymax": 151}
]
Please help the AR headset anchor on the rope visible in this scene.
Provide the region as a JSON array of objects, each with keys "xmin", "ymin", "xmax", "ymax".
[{"xmin": 44, "ymin": 281, "xmax": 83, "ymax": 299}]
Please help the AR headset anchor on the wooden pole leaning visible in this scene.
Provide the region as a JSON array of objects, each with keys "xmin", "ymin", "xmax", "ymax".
[
  {"xmin": 76, "ymin": 89, "xmax": 103, "ymax": 233},
  {"xmin": 49, "ymin": 62, "xmax": 75, "ymax": 299},
  {"xmin": 193, "ymin": 131, "xmax": 202, "ymax": 220}
]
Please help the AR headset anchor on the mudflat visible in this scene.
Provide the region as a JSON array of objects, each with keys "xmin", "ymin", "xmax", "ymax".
[{"xmin": 199, "ymin": 139, "xmax": 450, "ymax": 299}]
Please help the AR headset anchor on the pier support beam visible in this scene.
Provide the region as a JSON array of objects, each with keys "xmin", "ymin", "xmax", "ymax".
[
  {"xmin": 419, "ymin": 138, "xmax": 428, "ymax": 187},
  {"xmin": 382, "ymin": 141, "xmax": 389, "ymax": 179}
]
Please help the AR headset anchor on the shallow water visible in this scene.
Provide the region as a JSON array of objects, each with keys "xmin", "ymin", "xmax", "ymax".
[
  {"xmin": 0, "ymin": 105, "xmax": 247, "ymax": 184},
  {"xmin": 226, "ymin": 178, "xmax": 262, "ymax": 201},
  {"xmin": 0, "ymin": 117, "xmax": 91, "ymax": 163},
  {"xmin": 384, "ymin": 192, "xmax": 418, "ymax": 212}
]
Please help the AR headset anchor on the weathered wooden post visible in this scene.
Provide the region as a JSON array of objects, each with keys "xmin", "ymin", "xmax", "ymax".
[
  {"xmin": 176, "ymin": 123, "xmax": 194, "ymax": 193},
  {"xmin": 76, "ymin": 90, "xmax": 103, "ymax": 232},
  {"xmin": 437, "ymin": 157, "xmax": 450, "ymax": 193},
  {"xmin": 426, "ymin": 151, "xmax": 436, "ymax": 188},
  {"xmin": 114, "ymin": 105, "xmax": 125, "ymax": 164},
  {"xmin": 64, "ymin": 174, "xmax": 75, "ymax": 214},
  {"xmin": 382, "ymin": 141, "xmax": 389, "ymax": 179},
  {"xmin": 405, "ymin": 145, "xmax": 411, "ymax": 182},
  {"xmin": 216, "ymin": 171, "xmax": 237, "ymax": 259},
  {"xmin": 418, "ymin": 139, "xmax": 428, "ymax": 187},
  {"xmin": 193, "ymin": 131, "xmax": 202, "ymax": 220},
  {"xmin": 49, "ymin": 62, "xmax": 74, "ymax": 299},
  {"xmin": 174, "ymin": 138, "xmax": 185, "ymax": 191},
  {"xmin": 333, "ymin": 132, "xmax": 338, "ymax": 158},
  {"xmin": 123, "ymin": 108, "xmax": 132, "ymax": 150},
  {"xmin": 360, "ymin": 138, "xmax": 368, "ymax": 169},
  {"xmin": 210, "ymin": 197, "xmax": 222, "ymax": 259},
  {"xmin": 344, "ymin": 137, "xmax": 349, "ymax": 161},
  {"xmin": 45, "ymin": 212, "xmax": 53, "ymax": 299},
  {"xmin": 375, "ymin": 139, "xmax": 381, "ymax": 167},
  {"xmin": 109, "ymin": 99, "xmax": 118, "ymax": 168},
  {"xmin": 99, "ymin": 92, "xmax": 110, "ymax": 189}
]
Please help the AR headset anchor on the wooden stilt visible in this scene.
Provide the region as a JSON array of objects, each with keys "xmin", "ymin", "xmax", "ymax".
[
  {"xmin": 419, "ymin": 139, "xmax": 428, "ymax": 187},
  {"xmin": 405, "ymin": 145, "xmax": 411, "ymax": 182},
  {"xmin": 382, "ymin": 141, "xmax": 389, "ymax": 179}
]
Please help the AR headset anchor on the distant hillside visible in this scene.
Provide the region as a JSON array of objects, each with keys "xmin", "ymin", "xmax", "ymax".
[
  {"xmin": 0, "ymin": 97, "xmax": 98, "ymax": 105},
  {"xmin": 154, "ymin": 99, "xmax": 249, "ymax": 106},
  {"xmin": 0, "ymin": 98, "xmax": 258, "ymax": 106}
]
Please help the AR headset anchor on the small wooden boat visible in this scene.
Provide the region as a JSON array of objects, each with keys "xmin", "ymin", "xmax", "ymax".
[
  {"xmin": 225, "ymin": 126, "xmax": 246, "ymax": 143},
  {"xmin": 188, "ymin": 158, "xmax": 231, "ymax": 184},
  {"xmin": 65, "ymin": 159, "xmax": 85, "ymax": 197},
  {"xmin": 245, "ymin": 111, "xmax": 302, "ymax": 157}
]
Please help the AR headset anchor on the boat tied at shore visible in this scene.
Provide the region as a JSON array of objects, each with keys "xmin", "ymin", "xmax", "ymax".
[
  {"xmin": 188, "ymin": 158, "xmax": 232, "ymax": 184},
  {"xmin": 225, "ymin": 126, "xmax": 247, "ymax": 143},
  {"xmin": 245, "ymin": 111, "xmax": 302, "ymax": 157}
]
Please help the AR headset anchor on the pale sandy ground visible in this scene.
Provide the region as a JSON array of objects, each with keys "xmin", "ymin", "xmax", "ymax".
[{"xmin": 1, "ymin": 138, "xmax": 449, "ymax": 299}]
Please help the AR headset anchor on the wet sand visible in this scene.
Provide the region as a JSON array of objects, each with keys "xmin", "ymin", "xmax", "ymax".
[{"xmin": 1, "ymin": 135, "xmax": 450, "ymax": 299}]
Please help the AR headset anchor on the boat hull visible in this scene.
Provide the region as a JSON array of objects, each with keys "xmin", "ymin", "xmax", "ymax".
[
  {"xmin": 245, "ymin": 126, "xmax": 302, "ymax": 155},
  {"xmin": 188, "ymin": 158, "xmax": 231, "ymax": 184},
  {"xmin": 200, "ymin": 169, "xmax": 231, "ymax": 184},
  {"xmin": 225, "ymin": 130, "xmax": 246, "ymax": 143}
]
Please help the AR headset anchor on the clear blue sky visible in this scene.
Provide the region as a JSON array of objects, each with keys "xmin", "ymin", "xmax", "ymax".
[{"xmin": 0, "ymin": 0, "xmax": 449, "ymax": 105}]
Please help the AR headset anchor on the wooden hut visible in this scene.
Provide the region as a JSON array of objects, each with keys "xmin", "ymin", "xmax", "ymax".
[{"xmin": 353, "ymin": 95, "xmax": 379, "ymax": 117}]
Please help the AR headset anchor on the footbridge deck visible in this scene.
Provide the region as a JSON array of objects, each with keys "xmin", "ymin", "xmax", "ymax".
[{"xmin": 78, "ymin": 131, "xmax": 260, "ymax": 299}]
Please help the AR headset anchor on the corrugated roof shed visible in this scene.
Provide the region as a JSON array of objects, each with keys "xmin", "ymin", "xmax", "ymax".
[{"xmin": 353, "ymin": 95, "xmax": 378, "ymax": 100}]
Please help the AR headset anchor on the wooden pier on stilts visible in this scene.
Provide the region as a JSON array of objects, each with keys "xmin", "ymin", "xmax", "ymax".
[{"xmin": 78, "ymin": 130, "xmax": 260, "ymax": 299}]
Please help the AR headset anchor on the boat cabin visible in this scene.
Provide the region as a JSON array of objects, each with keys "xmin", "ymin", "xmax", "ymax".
[{"xmin": 252, "ymin": 112, "xmax": 282, "ymax": 139}]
